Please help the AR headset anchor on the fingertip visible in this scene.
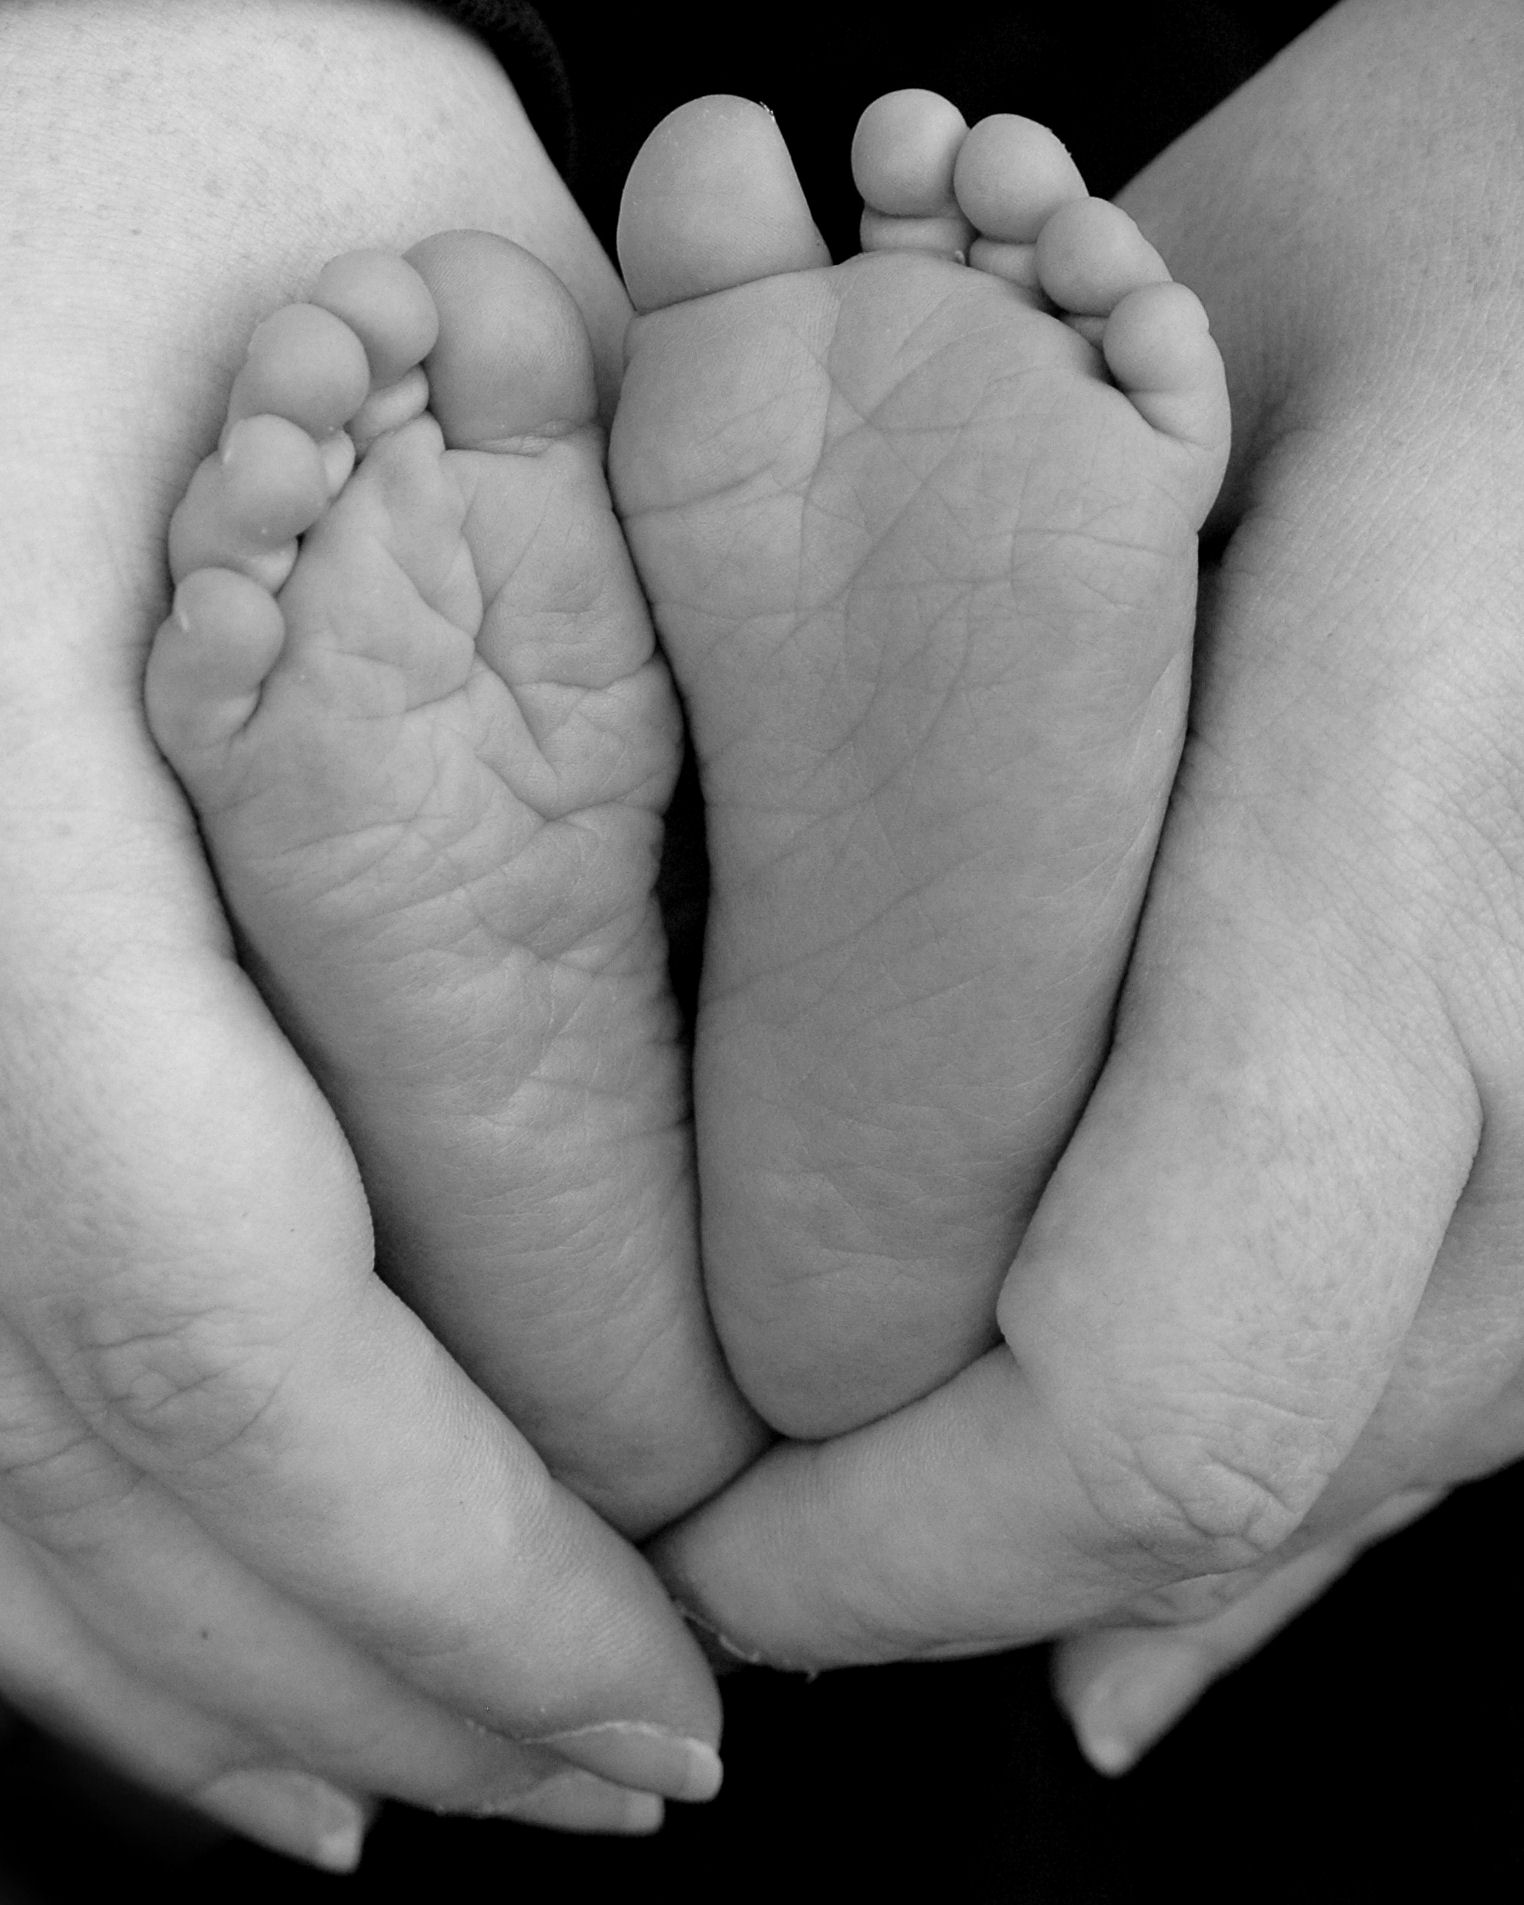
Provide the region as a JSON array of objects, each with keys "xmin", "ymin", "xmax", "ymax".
[
  {"xmin": 529, "ymin": 1722, "xmax": 723, "ymax": 1804},
  {"xmin": 488, "ymin": 1771, "xmax": 667, "ymax": 1835},
  {"xmin": 1055, "ymin": 1637, "xmax": 1208, "ymax": 1776},
  {"xmin": 195, "ymin": 1769, "xmax": 369, "ymax": 1872},
  {"xmin": 1075, "ymin": 1725, "xmax": 1139, "ymax": 1778}
]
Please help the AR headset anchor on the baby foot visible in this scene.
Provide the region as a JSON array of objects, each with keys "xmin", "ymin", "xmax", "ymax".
[
  {"xmin": 613, "ymin": 92, "xmax": 1228, "ymax": 1436},
  {"xmin": 146, "ymin": 234, "xmax": 762, "ymax": 1533}
]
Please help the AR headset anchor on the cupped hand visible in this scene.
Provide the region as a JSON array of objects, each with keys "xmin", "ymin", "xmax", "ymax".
[
  {"xmin": 0, "ymin": 721, "xmax": 722, "ymax": 1858},
  {"xmin": 0, "ymin": 0, "xmax": 725, "ymax": 1859},
  {"xmin": 651, "ymin": 0, "xmax": 1524, "ymax": 1755}
]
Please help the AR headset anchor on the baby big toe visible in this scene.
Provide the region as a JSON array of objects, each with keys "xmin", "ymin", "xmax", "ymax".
[
  {"xmin": 617, "ymin": 97, "xmax": 831, "ymax": 314},
  {"xmin": 405, "ymin": 229, "xmax": 600, "ymax": 445}
]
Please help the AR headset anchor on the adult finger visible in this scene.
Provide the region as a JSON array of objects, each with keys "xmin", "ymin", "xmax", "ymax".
[
  {"xmin": 2, "ymin": 954, "xmax": 723, "ymax": 1804},
  {"xmin": 1052, "ymin": 1487, "xmax": 1441, "ymax": 1774},
  {"xmin": 0, "ymin": 1325, "xmax": 667, "ymax": 1850},
  {"xmin": 1051, "ymin": 1106, "xmax": 1524, "ymax": 1769}
]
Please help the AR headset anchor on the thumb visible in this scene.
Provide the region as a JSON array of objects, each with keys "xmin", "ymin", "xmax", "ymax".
[
  {"xmin": 655, "ymin": 889, "xmax": 1475, "ymax": 1664},
  {"xmin": 1052, "ymin": 1488, "xmax": 1441, "ymax": 1773}
]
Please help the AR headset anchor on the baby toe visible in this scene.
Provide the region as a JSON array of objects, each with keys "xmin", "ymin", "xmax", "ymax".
[
  {"xmin": 147, "ymin": 566, "xmax": 288, "ymax": 766},
  {"xmin": 311, "ymin": 251, "xmax": 440, "ymax": 389},
  {"xmin": 406, "ymin": 229, "xmax": 600, "ymax": 444},
  {"xmin": 617, "ymin": 96, "xmax": 831, "ymax": 313},
  {"xmin": 1034, "ymin": 197, "xmax": 1171, "ymax": 320},
  {"xmin": 168, "ymin": 414, "xmax": 330, "ymax": 592},
  {"xmin": 852, "ymin": 90, "xmax": 969, "ymax": 216},
  {"xmin": 1100, "ymin": 280, "xmax": 1230, "ymax": 463},
  {"xmin": 954, "ymin": 114, "xmax": 1086, "ymax": 240},
  {"xmin": 854, "ymin": 90, "xmax": 974, "ymax": 260},
  {"xmin": 224, "ymin": 303, "xmax": 372, "ymax": 441}
]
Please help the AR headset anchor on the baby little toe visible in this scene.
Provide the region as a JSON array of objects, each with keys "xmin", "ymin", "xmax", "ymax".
[{"xmin": 1101, "ymin": 280, "xmax": 1230, "ymax": 463}]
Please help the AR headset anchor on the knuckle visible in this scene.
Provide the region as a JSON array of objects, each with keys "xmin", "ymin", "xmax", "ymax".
[
  {"xmin": 0, "ymin": 1402, "xmax": 114, "ymax": 1534},
  {"xmin": 54, "ymin": 1292, "xmax": 291, "ymax": 1479},
  {"xmin": 1117, "ymin": 1566, "xmax": 1267, "ymax": 1634},
  {"xmin": 1074, "ymin": 1409, "xmax": 1315, "ymax": 1580}
]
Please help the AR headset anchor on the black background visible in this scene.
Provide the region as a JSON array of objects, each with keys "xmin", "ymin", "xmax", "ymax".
[{"xmin": 5, "ymin": 1474, "xmax": 1522, "ymax": 1901}]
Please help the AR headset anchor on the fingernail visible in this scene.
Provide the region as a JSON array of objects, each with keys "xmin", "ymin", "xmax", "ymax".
[
  {"xmin": 673, "ymin": 1597, "xmax": 769, "ymax": 1673},
  {"xmin": 1073, "ymin": 1649, "xmax": 1207, "ymax": 1777},
  {"xmin": 478, "ymin": 1770, "xmax": 665, "ymax": 1835},
  {"xmin": 530, "ymin": 1723, "xmax": 722, "ymax": 1803},
  {"xmin": 220, "ymin": 418, "xmax": 252, "ymax": 467},
  {"xmin": 196, "ymin": 1768, "xmax": 366, "ymax": 1871},
  {"xmin": 318, "ymin": 429, "xmax": 355, "ymax": 496}
]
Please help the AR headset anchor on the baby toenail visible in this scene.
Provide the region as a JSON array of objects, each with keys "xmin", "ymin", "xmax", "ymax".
[{"xmin": 319, "ymin": 431, "xmax": 355, "ymax": 496}]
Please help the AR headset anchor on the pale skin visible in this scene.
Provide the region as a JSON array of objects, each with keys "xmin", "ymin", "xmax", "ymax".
[
  {"xmin": 12, "ymin": 6, "xmax": 1109, "ymax": 1862},
  {"xmin": 7, "ymin": 0, "xmax": 1524, "ymax": 1865},
  {"xmin": 649, "ymin": 0, "xmax": 1524, "ymax": 1778},
  {"xmin": 0, "ymin": 0, "xmax": 722, "ymax": 1861},
  {"xmin": 145, "ymin": 231, "xmax": 766, "ymax": 1541},
  {"xmin": 612, "ymin": 96, "xmax": 1227, "ymax": 1438},
  {"xmin": 143, "ymin": 91, "xmax": 1226, "ymax": 1538}
]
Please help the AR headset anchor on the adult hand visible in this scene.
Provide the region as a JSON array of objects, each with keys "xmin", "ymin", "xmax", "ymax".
[
  {"xmin": 0, "ymin": 0, "xmax": 717, "ymax": 1863},
  {"xmin": 652, "ymin": 0, "xmax": 1524, "ymax": 1762}
]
